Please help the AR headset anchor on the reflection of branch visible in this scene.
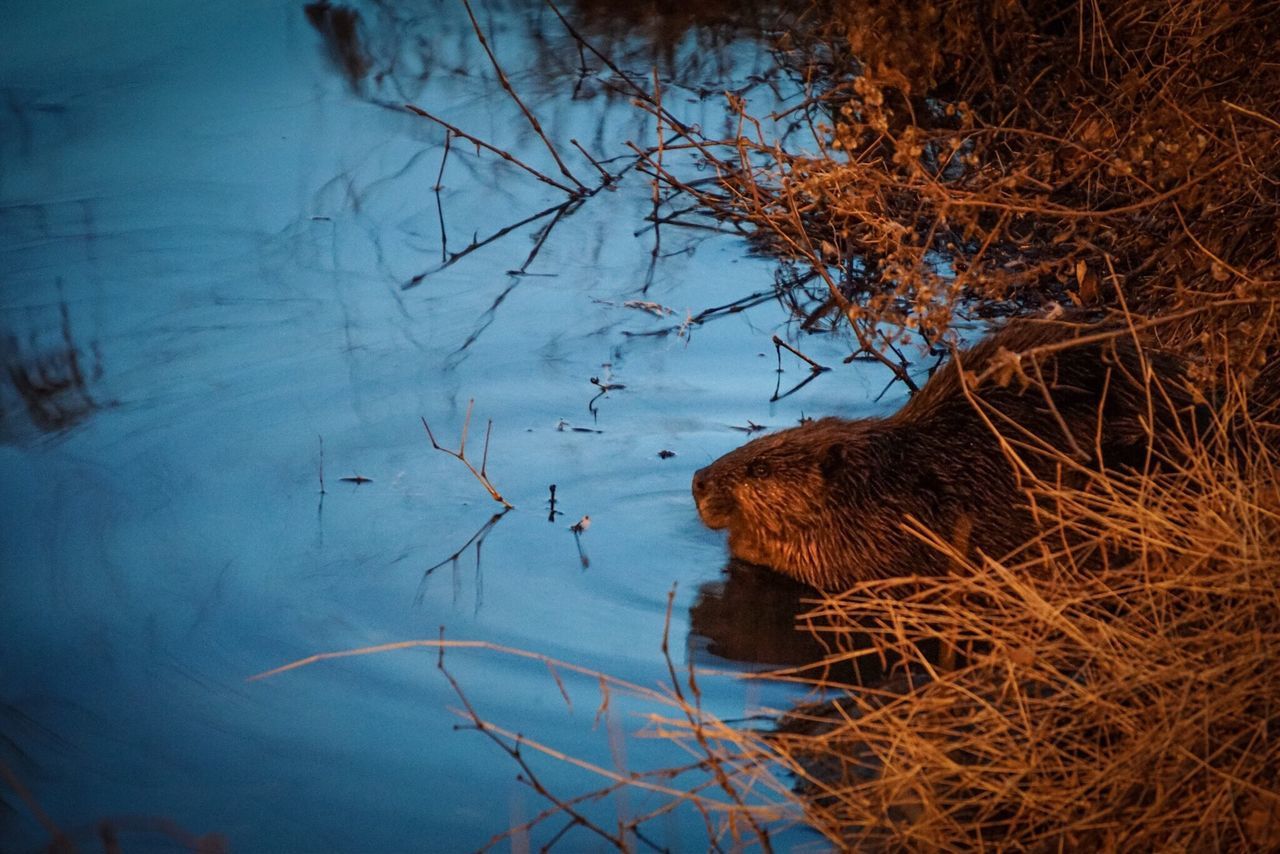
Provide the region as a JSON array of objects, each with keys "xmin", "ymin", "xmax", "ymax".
[
  {"xmin": 772, "ymin": 368, "xmax": 826, "ymax": 402},
  {"xmin": 404, "ymin": 104, "xmax": 577, "ymax": 195},
  {"xmin": 460, "ymin": 0, "xmax": 586, "ymax": 193},
  {"xmin": 316, "ymin": 434, "xmax": 326, "ymax": 495},
  {"xmin": 248, "ymin": 637, "xmax": 774, "ymax": 848},
  {"xmin": 404, "ymin": 199, "xmax": 571, "ymax": 288},
  {"xmin": 402, "ymin": 125, "xmax": 666, "ymax": 289},
  {"xmin": 509, "ymin": 202, "xmax": 572, "ymax": 276},
  {"xmin": 254, "ymin": 637, "xmax": 762, "ymax": 845},
  {"xmin": 620, "ymin": 288, "xmax": 784, "ymax": 341},
  {"xmin": 436, "ymin": 634, "xmax": 630, "ymax": 851},
  {"xmin": 657, "ymin": 587, "xmax": 773, "ymax": 849},
  {"xmin": 448, "ymin": 279, "xmax": 521, "ymax": 360},
  {"xmin": 417, "ymin": 509, "xmax": 510, "ymax": 609},
  {"xmin": 644, "ymin": 68, "xmax": 665, "ymax": 294},
  {"xmin": 570, "ymin": 138, "xmax": 612, "ymax": 184},
  {"xmin": 422, "ymin": 401, "xmax": 513, "ymax": 508},
  {"xmin": 422, "ymin": 510, "xmax": 509, "ymax": 580},
  {"xmin": 571, "ymin": 528, "xmax": 590, "ymax": 569},
  {"xmin": 544, "ymin": 0, "xmax": 692, "ymax": 136},
  {"xmin": 433, "ymin": 130, "xmax": 451, "ymax": 263}
]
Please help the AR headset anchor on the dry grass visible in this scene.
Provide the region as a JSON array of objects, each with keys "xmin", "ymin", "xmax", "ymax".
[{"xmin": 588, "ymin": 348, "xmax": 1275, "ymax": 851}]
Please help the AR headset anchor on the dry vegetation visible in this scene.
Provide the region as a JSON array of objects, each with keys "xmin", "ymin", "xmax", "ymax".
[
  {"xmin": 654, "ymin": 0, "xmax": 1280, "ymax": 353},
  {"xmin": 773, "ymin": 384, "xmax": 1280, "ymax": 849},
  {"xmin": 602, "ymin": 0, "xmax": 1280, "ymax": 848}
]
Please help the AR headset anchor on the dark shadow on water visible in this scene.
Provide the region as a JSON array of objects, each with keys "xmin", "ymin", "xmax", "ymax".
[
  {"xmin": 689, "ymin": 560, "xmax": 831, "ymax": 671},
  {"xmin": 302, "ymin": 0, "xmax": 792, "ymax": 102},
  {"xmin": 415, "ymin": 509, "xmax": 512, "ymax": 612},
  {"xmin": 1, "ymin": 706, "xmax": 227, "ymax": 851},
  {"xmin": 1, "ymin": 298, "xmax": 104, "ymax": 444},
  {"xmin": 304, "ymin": 2, "xmax": 371, "ymax": 93},
  {"xmin": 689, "ymin": 560, "xmax": 949, "ymax": 692}
]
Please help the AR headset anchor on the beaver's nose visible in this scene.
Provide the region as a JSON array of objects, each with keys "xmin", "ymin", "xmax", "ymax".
[{"xmin": 692, "ymin": 466, "xmax": 710, "ymax": 500}]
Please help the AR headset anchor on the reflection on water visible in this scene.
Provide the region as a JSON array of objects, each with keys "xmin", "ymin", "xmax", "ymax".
[
  {"xmin": 1, "ymin": 300, "xmax": 103, "ymax": 442},
  {"xmin": 0, "ymin": 0, "xmax": 896, "ymax": 849},
  {"xmin": 304, "ymin": 3, "xmax": 371, "ymax": 93},
  {"xmin": 302, "ymin": 0, "xmax": 792, "ymax": 103},
  {"xmin": 689, "ymin": 559, "xmax": 937, "ymax": 691},
  {"xmin": 689, "ymin": 559, "xmax": 830, "ymax": 668}
]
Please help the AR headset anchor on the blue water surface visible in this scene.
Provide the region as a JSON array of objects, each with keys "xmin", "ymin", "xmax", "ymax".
[{"xmin": 0, "ymin": 1, "xmax": 900, "ymax": 849}]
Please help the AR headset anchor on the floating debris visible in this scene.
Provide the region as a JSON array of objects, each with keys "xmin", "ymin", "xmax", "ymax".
[
  {"xmin": 556, "ymin": 418, "xmax": 603, "ymax": 434},
  {"xmin": 622, "ymin": 299, "xmax": 675, "ymax": 318},
  {"xmin": 547, "ymin": 483, "xmax": 562, "ymax": 521},
  {"xmin": 589, "ymin": 376, "xmax": 626, "ymax": 392}
]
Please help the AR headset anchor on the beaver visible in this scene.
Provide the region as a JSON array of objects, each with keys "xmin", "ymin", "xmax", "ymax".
[{"xmin": 692, "ymin": 319, "xmax": 1207, "ymax": 590}]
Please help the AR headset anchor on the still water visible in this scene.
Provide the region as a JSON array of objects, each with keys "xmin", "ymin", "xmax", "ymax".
[{"xmin": 1, "ymin": 1, "xmax": 900, "ymax": 849}]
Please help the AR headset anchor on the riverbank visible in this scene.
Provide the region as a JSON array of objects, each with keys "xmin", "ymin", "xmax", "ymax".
[{"xmin": 629, "ymin": 0, "xmax": 1280, "ymax": 847}]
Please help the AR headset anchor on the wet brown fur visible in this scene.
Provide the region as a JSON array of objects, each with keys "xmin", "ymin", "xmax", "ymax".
[{"xmin": 692, "ymin": 319, "xmax": 1209, "ymax": 589}]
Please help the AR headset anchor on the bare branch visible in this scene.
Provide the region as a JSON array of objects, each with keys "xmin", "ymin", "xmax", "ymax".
[{"xmin": 421, "ymin": 402, "xmax": 513, "ymax": 508}]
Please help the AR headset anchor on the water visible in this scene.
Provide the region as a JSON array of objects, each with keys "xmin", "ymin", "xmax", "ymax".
[{"xmin": 0, "ymin": 1, "xmax": 902, "ymax": 849}]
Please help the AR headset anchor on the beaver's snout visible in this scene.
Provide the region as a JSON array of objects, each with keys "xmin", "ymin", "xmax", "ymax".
[
  {"xmin": 692, "ymin": 465, "xmax": 734, "ymax": 529},
  {"xmin": 692, "ymin": 466, "xmax": 711, "ymax": 500}
]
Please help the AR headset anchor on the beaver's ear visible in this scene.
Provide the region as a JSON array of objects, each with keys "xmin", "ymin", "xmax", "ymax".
[{"xmin": 820, "ymin": 442, "xmax": 848, "ymax": 481}]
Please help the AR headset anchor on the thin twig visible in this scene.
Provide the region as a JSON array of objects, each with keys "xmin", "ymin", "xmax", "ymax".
[
  {"xmin": 421, "ymin": 401, "xmax": 513, "ymax": 508},
  {"xmin": 570, "ymin": 138, "xmax": 613, "ymax": 184},
  {"xmin": 771, "ymin": 334, "xmax": 829, "ymax": 374}
]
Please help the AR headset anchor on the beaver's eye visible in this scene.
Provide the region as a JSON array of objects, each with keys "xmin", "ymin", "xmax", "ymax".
[{"xmin": 746, "ymin": 459, "xmax": 771, "ymax": 479}]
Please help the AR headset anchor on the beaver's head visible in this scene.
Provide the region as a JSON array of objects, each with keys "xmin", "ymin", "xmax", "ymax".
[{"xmin": 692, "ymin": 417, "xmax": 901, "ymax": 588}]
